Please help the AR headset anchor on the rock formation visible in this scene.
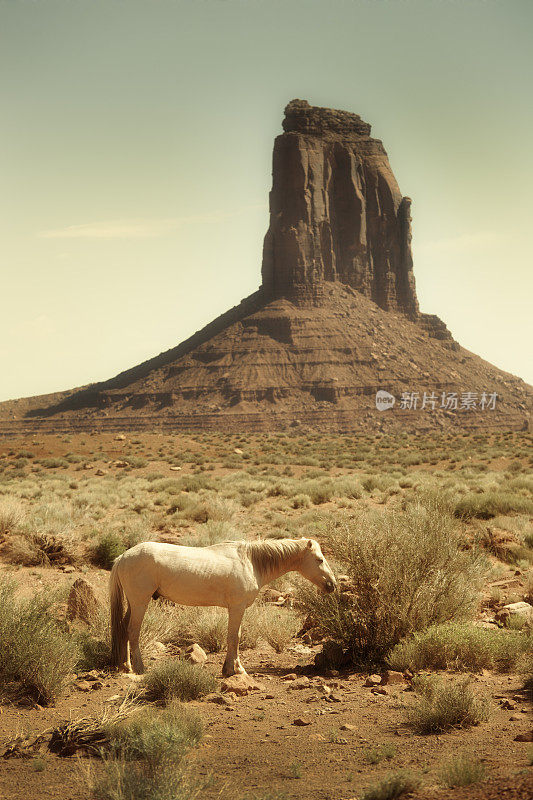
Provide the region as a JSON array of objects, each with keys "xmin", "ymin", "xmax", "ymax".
[
  {"xmin": 261, "ymin": 100, "xmax": 419, "ymax": 316},
  {"xmin": 0, "ymin": 100, "xmax": 529, "ymax": 433}
]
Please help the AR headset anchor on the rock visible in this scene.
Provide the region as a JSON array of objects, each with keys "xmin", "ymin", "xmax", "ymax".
[
  {"xmin": 340, "ymin": 723, "xmax": 357, "ymax": 732},
  {"xmin": 514, "ymin": 730, "xmax": 533, "ymax": 742},
  {"xmin": 509, "ymin": 714, "xmax": 522, "ymax": 721},
  {"xmin": 114, "ymin": 460, "xmax": 128, "ymax": 468},
  {"xmin": 262, "ymin": 588, "xmax": 283, "ymax": 603},
  {"xmin": 496, "ymin": 601, "xmax": 533, "ymax": 626},
  {"xmin": 184, "ymin": 643, "xmax": 207, "ymax": 665},
  {"xmin": 318, "ymin": 684, "xmax": 331, "ymax": 696},
  {"xmin": 282, "ymin": 673, "xmax": 298, "ymax": 681},
  {"xmin": 233, "ymin": 448, "xmax": 243, "ymax": 455},
  {"xmin": 292, "ymin": 717, "xmax": 312, "ymax": 726},
  {"xmin": 501, "ymin": 700, "xmax": 517, "ymax": 710},
  {"xmin": 262, "ymin": 100, "xmax": 419, "ymax": 317},
  {"xmin": 371, "ymin": 687, "xmax": 389, "ymax": 696},
  {"xmin": 62, "ymin": 565, "xmax": 76, "ymax": 574},
  {"xmin": 95, "ymin": 469, "xmax": 107, "ymax": 476},
  {"xmin": 67, "ymin": 578, "xmax": 99, "ymax": 624},
  {"xmin": 208, "ymin": 694, "xmax": 235, "ymax": 706},
  {"xmin": 114, "ymin": 434, "xmax": 126, "ymax": 441},
  {"xmin": 75, "ymin": 680, "xmax": 92, "ymax": 692},
  {"xmin": 220, "ymin": 674, "xmax": 265, "ymax": 696},
  {"xmin": 364, "ymin": 674, "xmax": 382, "ymax": 687},
  {"xmin": 380, "ymin": 670, "xmax": 405, "ymax": 686},
  {"xmin": 289, "ymin": 677, "xmax": 310, "ymax": 690},
  {"xmin": 169, "ymin": 466, "xmax": 182, "ymax": 471}
]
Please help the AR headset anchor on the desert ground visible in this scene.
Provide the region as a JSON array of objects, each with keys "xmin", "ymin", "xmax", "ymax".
[{"xmin": 0, "ymin": 428, "xmax": 531, "ymax": 800}]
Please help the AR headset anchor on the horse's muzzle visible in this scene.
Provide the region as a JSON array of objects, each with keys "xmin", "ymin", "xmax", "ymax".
[{"xmin": 323, "ymin": 578, "xmax": 336, "ymax": 593}]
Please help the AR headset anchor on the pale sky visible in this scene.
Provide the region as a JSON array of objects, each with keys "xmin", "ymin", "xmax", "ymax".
[{"xmin": 1, "ymin": 0, "xmax": 532, "ymax": 402}]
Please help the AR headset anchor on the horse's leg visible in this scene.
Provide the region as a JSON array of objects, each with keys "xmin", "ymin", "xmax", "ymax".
[
  {"xmin": 222, "ymin": 604, "xmax": 247, "ymax": 677},
  {"xmin": 127, "ymin": 600, "xmax": 148, "ymax": 674}
]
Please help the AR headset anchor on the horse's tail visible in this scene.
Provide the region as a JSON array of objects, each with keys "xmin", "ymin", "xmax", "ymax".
[{"xmin": 109, "ymin": 557, "xmax": 129, "ymax": 669}]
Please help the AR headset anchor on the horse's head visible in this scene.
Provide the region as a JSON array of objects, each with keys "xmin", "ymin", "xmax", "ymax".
[{"xmin": 298, "ymin": 538, "xmax": 336, "ymax": 594}]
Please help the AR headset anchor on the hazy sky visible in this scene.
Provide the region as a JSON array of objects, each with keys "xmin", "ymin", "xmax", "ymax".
[{"xmin": 1, "ymin": 0, "xmax": 532, "ymax": 402}]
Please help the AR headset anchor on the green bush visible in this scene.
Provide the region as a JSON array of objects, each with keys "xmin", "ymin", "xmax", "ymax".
[
  {"xmin": 139, "ymin": 659, "xmax": 217, "ymax": 704},
  {"xmin": 407, "ymin": 676, "xmax": 489, "ymax": 733},
  {"xmin": 299, "ymin": 494, "xmax": 484, "ymax": 665},
  {"xmin": 93, "ymin": 531, "xmax": 126, "ymax": 569},
  {"xmin": 0, "ymin": 582, "xmax": 77, "ymax": 704},
  {"xmin": 389, "ymin": 622, "xmax": 532, "ymax": 673}
]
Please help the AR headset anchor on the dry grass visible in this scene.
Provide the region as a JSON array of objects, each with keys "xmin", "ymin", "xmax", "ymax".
[
  {"xmin": 407, "ymin": 676, "xmax": 489, "ymax": 733},
  {"xmin": 138, "ymin": 659, "xmax": 217, "ymax": 704},
  {"xmin": 388, "ymin": 622, "xmax": 532, "ymax": 673},
  {"xmin": 0, "ymin": 582, "xmax": 77, "ymax": 704},
  {"xmin": 438, "ymin": 753, "xmax": 486, "ymax": 788},
  {"xmin": 360, "ymin": 771, "xmax": 421, "ymax": 800}
]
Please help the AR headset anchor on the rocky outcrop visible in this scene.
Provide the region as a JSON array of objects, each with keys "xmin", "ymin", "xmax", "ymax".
[
  {"xmin": 0, "ymin": 99, "xmax": 530, "ymax": 433},
  {"xmin": 261, "ymin": 99, "xmax": 419, "ymax": 316}
]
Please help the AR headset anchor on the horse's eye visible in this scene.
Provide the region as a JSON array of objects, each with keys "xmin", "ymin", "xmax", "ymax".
[{"xmin": 317, "ymin": 557, "xmax": 324, "ymax": 564}]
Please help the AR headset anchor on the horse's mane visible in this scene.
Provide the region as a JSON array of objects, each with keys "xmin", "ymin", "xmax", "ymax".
[{"xmin": 243, "ymin": 538, "xmax": 304, "ymax": 578}]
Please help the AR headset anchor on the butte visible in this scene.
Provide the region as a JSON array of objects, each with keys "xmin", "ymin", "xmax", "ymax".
[{"xmin": 0, "ymin": 100, "xmax": 530, "ymax": 434}]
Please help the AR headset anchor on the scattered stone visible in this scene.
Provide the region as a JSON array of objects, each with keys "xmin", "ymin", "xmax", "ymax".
[
  {"xmin": 169, "ymin": 466, "xmax": 182, "ymax": 471},
  {"xmin": 208, "ymin": 694, "xmax": 235, "ymax": 706},
  {"xmin": 91, "ymin": 681, "xmax": 104, "ymax": 690},
  {"xmin": 114, "ymin": 460, "xmax": 128, "ymax": 468},
  {"xmin": 262, "ymin": 588, "xmax": 283, "ymax": 603},
  {"xmin": 318, "ymin": 684, "xmax": 331, "ymax": 696},
  {"xmin": 495, "ymin": 601, "xmax": 533, "ymax": 626},
  {"xmin": 114, "ymin": 434, "xmax": 126, "ymax": 441},
  {"xmin": 220, "ymin": 674, "xmax": 265, "ymax": 696},
  {"xmin": 293, "ymin": 717, "xmax": 311, "ymax": 726},
  {"xmin": 340, "ymin": 724, "xmax": 357, "ymax": 732},
  {"xmin": 67, "ymin": 578, "xmax": 99, "ymax": 624},
  {"xmin": 514, "ymin": 730, "xmax": 533, "ymax": 742},
  {"xmin": 233, "ymin": 448, "xmax": 243, "ymax": 455},
  {"xmin": 509, "ymin": 714, "xmax": 522, "ymax": 722},
  {"xmin": 371, "ymin": 687, "xmax": 389, "ymax": 696},
  {"xmin": 75, "ymin": 681, "xmax": 92, "ymax": 692},
  {"xmin": 364, "ymin": 674, "xmax": 382, "ymax": 687},
  {"xmin": 501, "ymin": 700, "xmax": 517, "ymax": 710},
  {"xmin": 184, "ymin": 643, "xmax": 207, "ymax": 665},
  {"xmin": 282, "ymin": 673, "xmax": 297, "ymax": 681},
  {"xmin": 61, "ymin": 565, "xmax": 76, "ymax": 574},
  {"xmin": 288, "ymin": 677, "xmax": 310, "ymax": 690},
  {"xmin": 380, "ymin": 670, "xmax": 405, "ymax": 686}
]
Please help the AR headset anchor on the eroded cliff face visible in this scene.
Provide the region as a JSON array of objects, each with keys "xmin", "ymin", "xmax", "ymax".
[{"xmin": 261, "ymin": 99, "xmax": 419, "ymax": 317}]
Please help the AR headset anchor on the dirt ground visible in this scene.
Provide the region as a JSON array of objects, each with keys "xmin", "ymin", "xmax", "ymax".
[
  {"xmin": 0, "ymin": 626, "xmax": 531, "ymax": 800},
  {"xmin": 0, "ymin": 431, "xmax": 532, "ymax": 799}
]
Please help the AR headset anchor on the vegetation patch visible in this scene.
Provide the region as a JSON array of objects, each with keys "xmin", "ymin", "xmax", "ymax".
[
  {"xmin": 139, "ymin": 659, "xmax": 217, "ymax": 704},
  {"xmin": 389, "ymin": 622, "xmax": 532, "ymax": 673},
  {"xmin": 360, "ymin": 771, "xmax": 421, "ymax": 800},
  {"xmin": 407, "ymin": 676, "xmax": 489, "ymax": 734}
]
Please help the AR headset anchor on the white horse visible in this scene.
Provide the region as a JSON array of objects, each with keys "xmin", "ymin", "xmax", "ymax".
[{"xmin": 110, "ymin": 537, "xmax": 336, "ymax": 676}]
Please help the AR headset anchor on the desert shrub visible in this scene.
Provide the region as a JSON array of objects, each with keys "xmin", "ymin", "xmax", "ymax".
[
  {"xmin": 454, "ymin": 491, "xmax": 533, "ymax": 520},
  {"xmin": 0, "ymin": 582, "xmax": 77, "ymax": 704},
  {"xmin": 389, "ymin": 623, "xmax": 532, "ymax": 673},
  {"xmin": 241, "ymin": 605, "xmax": 300, "ymax": 652},
  {"xmin": 180, "ymin": 520, "xmax": 234, "ymax": 548},
  {"xmin": 307, "ymin": 480, "xmax": 333, "ymax": 505},
  {"xmin": 0, "ymin": 498, "xmax": 24, "ymax": 535},
  {"xmin": 89, "ymin": 703, "xmax": 203, "ymax": 800},
  {"xmin": 439, "ymin": 753, "xmax": 486, "ymax": 788},
  {"xmin": 360, "ymin": 771, "xmax": 420, "ymax": 800},
  {"xmin": 107, "ymin": 703, "xmax": 203, "ymax": 761},
  {"xmin": 92, "ymin": 531, "xmax": 126, "ymax": 569},
  {"xmin": 139, "ymin": 659, "xmax": 216, "ymax": 704},
  {"xmin": 292, "ymin": 493, "xmax": 311, "ymax": 509},
  {"xmin": 167, "ymin": 606, "xmax": 227, "ymax": 652},
  {"xmin": 299, "ymin": 495, "xmax": 484, "ymax": 665},
  {"xmin": 407, "ymin": 676, "xmax": 489, "ymax": 733}
]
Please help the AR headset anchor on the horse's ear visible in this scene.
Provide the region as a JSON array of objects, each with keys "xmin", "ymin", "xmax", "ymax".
[{"xmin": 307, "ymin": 539, "xmax": 313, "ymax": 549}]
